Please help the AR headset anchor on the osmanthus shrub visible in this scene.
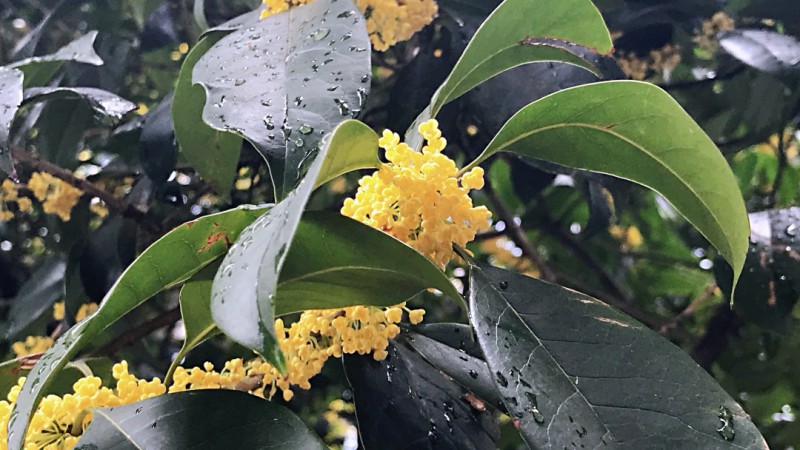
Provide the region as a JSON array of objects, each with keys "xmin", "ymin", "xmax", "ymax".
[{"xmin": 0, "ymin": 0, "xmax": 770, "ymax": 448}]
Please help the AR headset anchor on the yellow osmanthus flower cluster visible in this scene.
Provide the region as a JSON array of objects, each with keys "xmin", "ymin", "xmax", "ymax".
[
  {"xmin": 261, "ymin": 0, "xmax": 437, "ymax": 51},
  {"xmin": 27, "ymin": 173, "xmax": 83, "ymax": 222},
  {"xmin": 342, "ymin": 119, "xmax": 492, "ymax": 268},
  {"xmin": 12, "ymin": 302, "xmax": 99, "ymax": 358},
  {"xmin": 0, "ymin": 179, "xmax": 33, "ymax": 221}
]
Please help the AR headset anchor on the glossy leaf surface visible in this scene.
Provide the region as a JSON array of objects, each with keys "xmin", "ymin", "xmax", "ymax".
[
  {"xmin": 194, "ymin": 0, "xmax": 371, "ymax": 198},
  {"xmin": 466, "ymin": 80, "xmax": 749, "ymax": 290},
  {"xmin": 469, "ymin": 263, "xmax": 767, "ymax": 448},
  {"xmin": 0, "ymin": 67, "xmax": 23, "ymax": 175}
]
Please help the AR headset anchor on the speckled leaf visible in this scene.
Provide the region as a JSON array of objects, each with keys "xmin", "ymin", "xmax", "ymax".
[
  {"xmin": 9, "ymin": 31, "xmax": 103, "ymax": 88},
  {"xmin": 275, "ymin": 212, "xmax": 459, "ymax": 315},
  {"xmin": 343, "ymin": 341, "xmax": 500, "ymax": 450},
  {"xmin": 7, "ymin": 206, "xmax": 268, "ymax": 450},
  {"xmin": 0, "ymin": 67, "xmax": 24, "ymax": 176},
  {"xmin": 210, "ymin": 121, "xmax": 364, "ymax": 373},
  {"xmin": 22, "ymin": 87, "xmax": 136, "ymax": 124},
  {"xmin": 469, "ymin": 263, "xmax": 768, "ymax": 449},
  {"xmin": 465, "ymin": 80, "xmax": 749, "ymax": 292},
  {"xmin": 194, "ymin": 0, "xmax": 371, "ymax": 199},
  {"xmin": 75, "ymin": 390, "xmax": 326, "ymax": 449},
  {"xmin": 173, "ymin": 33, "xmax": 242, "ymax": 195}
]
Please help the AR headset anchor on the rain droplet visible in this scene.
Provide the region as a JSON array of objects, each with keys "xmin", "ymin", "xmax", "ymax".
[
  {"xmin": 311, "ymin": 28, "xmax": 331, "ymax": 41},
  {"xmin": 717, "ymin": 406, "xmax": 735, "ymax": 441},
  {"xmin": 361, "ymin": 74, "xmax": 370, "ymax": 83},
  {"xmin": 299, "ymin": 124, "xmax": 314, "ymax": 135},
  {"xmin": 468, "ymin": 370, "xmax": 478, "ymax": 379},
  {"xmin": 496, "ymin": 371, "xmax": 509, "ymax": 387},
  {"xmin": 234, "ymin": 78, "xmax": 246, "ymax": 86},
  {"xmin": 294, "ymin": 96, "xmax": 303, "ymax": 106},
  {"xmin": 263, "ymin": 117, "xmax": 275, "ymax": 130},
  {"xmin": 498, "ymin": 281, "xmax": 508, "ymax": 290},
  {"xmin": 785, "ymin": 223, "xmax": 797, "ymax": 237},
  {"xmin": 337, "ymin": 10, "xmax": 354, "ymax": 18},
  {"xmin": 356, "ymin": 87, "xmax": 367, "ymax": 107},
  {"xmin": 295, "ymin": 138, "xmax": 305, "ymax": 147}
]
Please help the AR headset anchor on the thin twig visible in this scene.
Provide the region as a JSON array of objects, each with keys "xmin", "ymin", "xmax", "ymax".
[
  {"xmin": 483, "ymin": 178, "xmax": 557, "ymax": 282},
  {"xmin": 92, "ymin": 306, "xmax": 181, "ymax": 356},
  {"xmin": 659, "ymin": 284, "xmax": 718, "ymax": 335}
]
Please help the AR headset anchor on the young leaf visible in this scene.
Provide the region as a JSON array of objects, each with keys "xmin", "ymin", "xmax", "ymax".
[
  {"xmin": 193, "ymin": 0, "xmax": 371, "ymax": 199},
  {"xmin": 173, "ymin": 33, "xmax": 242, "ymax": 195},
  {"xmin": 9, "ymin": 31, "xmax": 103, "ymax": 88},
  {"xmin": 210, "ymin": 120, "xmax": 364, "ymax": 373},
  {"xmin": 313, "ymin": 120, "xmax": 379, "ymax": 188},
  {"xmin": 76, "ymin": 390, "xmax": 326, "ymax": 449},
  {"xmin": 429, "ymin": 0, "xmax": 612, "ymax": 115},
  {"xmin": 464, "ymin": 80, "xmax": 749, "ymax": 292},
  {"xmin": 7, "ymin": 206, "xmax": 268, "ymax": 450},
  {"xmin": 0, "ymin": 67, "xmax": 24, "ymax": 176},
  {"xmin": 275, "ymin": 212, "xmax": 460, "ymax": 315},
  {"xmin": 468, "ymin": 263, "xmax": 768, "ymax": 448},
  {"xmin": 166, "ymin": 262, "xmax": 221, "ymax": 384},
  {"xmin": 343, "ymin": 341, "xmax": 501, "ymax": 450}
]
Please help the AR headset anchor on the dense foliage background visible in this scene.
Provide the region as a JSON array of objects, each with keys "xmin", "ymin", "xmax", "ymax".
[{"xmin": 0, "ymin": 0, "xmax": 799, "ymax": 448}]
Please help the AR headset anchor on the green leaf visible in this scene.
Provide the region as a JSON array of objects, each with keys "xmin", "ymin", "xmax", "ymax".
[
  {"xmin": 465, "ymin": 80, "xmax": 749, "ymax": 292},
  {"xmin": 193, "ymin": 0, "xmax": 371, "ymax": 199},
  {"xmin": 22, "ymin": 87, "xmax": 136, "ymax": 124},
  {"xmin": 76, "ymin": 390, "xmax": 326, "ymax": 449},
  {"xmin": 429, "ymin": 0, "xmax": 612, "ymax": 116},
  {"xmin": 404, "ymin": 328, "xmax": 502, "ymax": 408},
  {"xmin": 2, "ymin": 258, "xmax": 65, "ymax": 340},
  {"xmin": 0, "ymin": 67, "xmax": 24, "ymax": 176},
  {"xmin": 313, "ymin": 120, "xmax": 379, "ymax": 188},
  {"xmin": 468, "ymin": 263, "xmax": 767, "ymax": 448},
  {"xmin": 0, "ymin": 356, "xmax": 113, "ymax": 404},
  {"xmin": 210, "ymin": 120, "xmax": 363, "ymax": 373},
  {"xmin": 173, "ymin": 33, "xmax": 242, "ymax": 196},
  {"xmin": 7, "ymin": 206, "xmax": 268, "ymax": 450},
  {"xmin": 9, "ymin": 31, "xmax": 103, "ymax": 88},
  {"xmin": 275, "ymin": 212, "xmax": 460, "ymax": 315},
  {"xmin": 165, "ymin": 262, "xmax": 221, "ymax": 384},
  {"xmin": 344, "ymin": 341, "xmax": 500, "ymax": 450}
]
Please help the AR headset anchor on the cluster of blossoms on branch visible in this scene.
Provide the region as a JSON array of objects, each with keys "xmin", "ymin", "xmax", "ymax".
[
  {"xmin": 0, "ymin": 120, "xmax": 489, "ymax": 449},
  {"xmin": 261, "ymin": 0, "xmax": 438, "ymax": 51},
  {"xmin": 0, "ymin": 173, "xmax": 83, "ymax": 223}
]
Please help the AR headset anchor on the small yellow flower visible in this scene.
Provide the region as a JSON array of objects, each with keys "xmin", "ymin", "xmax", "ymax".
[
  {"xmin": 53, "ymin": 302, "xmax": 65, "ymax": 321},
  {"xmin": 11, "ymin": 336, "xmax": 54, "ymax": 357},
  {"xmin": 27, "ymin": 172, "xmax": 83, "ymax": 222},
  {"xmin": 75, "ymin": 303, "xmax": 99, "ymax": 322}
]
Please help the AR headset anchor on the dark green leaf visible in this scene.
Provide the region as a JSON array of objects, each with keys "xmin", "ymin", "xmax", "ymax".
[
  {"xmin": 173, "ymin": 33, "xmax": 242, "ymax": 195},
  {"xmin": 466, "ymin": 80, "xmax": 749, "ymax": 291},
  {"xmin": 210, "ymin": 121, "xmax": 364, "ymax": 372},
  {"xmin": 275, "ymin": 212, "xmax": 459, "ymax": 315},
  {"xmin": 194, "ymin": 0, "xmax": 371, "ymax": 198},
  {"xmin": 33, "ymin": 99, "xmax": 94, "ymax": 169},
  {"xmin": 10, "ymin": 31, "xmax": 104, "ymax": 88},
  {"xmin": 0, "ymin": 67, "xmax": 24, "ymax": 176},
  {"xmin": 8, "ymin": 206, "xmax": 268, "ymax": 450},
  {"xmin": 2, "ymin": 258, "xmax": 65, "ymax": 340},
  {"xmin": 343, "ymin": 341, "xmax": 500, "ymax": 450},
  {"xmin": 166, "ymin": 262, "xmax": 221, "ymax": 384},
  {"xmin": 469, "ymin": 263, "xmax": 767, "ymax": 448},
  {"xmin": 404, "ymin": 328, "xmax": 502, "ymax": 408},
  {"xmin": 139, "ymin": 93, "xmax": 177, "ymax": 184},
  {"xmin": 75, "ymin": 390, "xmax": 326, "ymax": 449},
  {"xmin": 22, "ymin": 87, "xmax": 136, "ymax": 124}
]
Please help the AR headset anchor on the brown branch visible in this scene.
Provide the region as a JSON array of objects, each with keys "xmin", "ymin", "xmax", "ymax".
[
  {"xmin": 12, "ymin": 147, "xmax": 160, "ymax": 233},
  {"xmin": 92, "ymin": 306, "xmax": 181, "ymax": 356},
  {"xmin": 659, "ymin": 284, "xmax": 717, "ymax": 335},
  {"xmin": 483, "ymin": 178, "xmax": 557, "ymax": 282}
]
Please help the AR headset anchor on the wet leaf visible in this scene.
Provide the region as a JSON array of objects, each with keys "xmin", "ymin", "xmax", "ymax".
[
  {"xmin": 210, "ymin": 120, "xmax": 365, "ymax": 372},
  {"xmin": 0, "ymin": 67, "xmax": 24, "ymax": 176},
  {"xmin": 7, "ymin": 206, "xmax": 268, "ymax": 450},
  {"xmin": 343, "ymin": 340, "xmax": 500, "ymax": 450},
  {"xmin": 468, "ymin": 263, "xmax": 768, "ymax": 448},
  {"xmin": 194, "ymin": 0, "xmax": 371, "ymax": 199},
  {"xmin": 275, "ymin": 212, "xmax": 459, "ymax": 315},
  {"xmin": 22, "ymin": 87, "xmax": 136, "ymax": 124},
  {"xmin": 466, "ymin": 80, "xmax": 749, "ymax": 292},
  {"xmin": 1, "ymin": 258, "xmax": 65, "ymax": 340},
  {"xmin": 719, "ymin": 29, "xmax": 800, "ymax": 77},
  {"xmin": 75, "ymin": 390, "xmax": 326, "ymax": 449},
  {"xmin": 173, "ymin": 33, "xmax": 242, "ymax": 196},
  {"xmin": 10, "ymin": 31, "xmax": 103, "ymax": 88}
]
